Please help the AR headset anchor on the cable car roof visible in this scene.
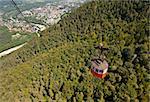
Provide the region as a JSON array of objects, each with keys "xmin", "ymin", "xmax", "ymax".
[{"xmin": 92, "ymin": 59, "xmax": 108, "ymax": 70}]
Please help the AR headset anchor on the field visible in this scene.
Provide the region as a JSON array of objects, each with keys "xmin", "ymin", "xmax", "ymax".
[{"xmin": 0, "ymin": 26, "xmax": 36, "ymax": 52}]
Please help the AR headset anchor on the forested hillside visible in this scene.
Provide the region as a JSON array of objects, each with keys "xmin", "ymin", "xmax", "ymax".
[{"xmin": 0, "ymin": 0, "xmax": 149, "ymax": 102}]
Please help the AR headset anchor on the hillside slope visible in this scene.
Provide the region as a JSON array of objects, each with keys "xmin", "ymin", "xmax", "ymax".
[{"xmin": 0, "ymin": 1, "xmax": 149, "ymax": 102}]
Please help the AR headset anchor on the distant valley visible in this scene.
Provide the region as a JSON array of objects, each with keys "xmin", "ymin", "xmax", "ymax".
[{"xmin": 0, "ymin": 0, "xmax": 89, "ymax": 53}]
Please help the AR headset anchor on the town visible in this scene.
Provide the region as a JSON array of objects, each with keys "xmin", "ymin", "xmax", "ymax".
[{"xmin": 0, "ymin": 0, "xmax": 88, "ymax": 33}]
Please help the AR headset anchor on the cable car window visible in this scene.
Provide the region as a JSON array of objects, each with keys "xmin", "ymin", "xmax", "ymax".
[
  {"xmin": 96, "ymin": 69, "xmax": 98, "ymax": 73},
  {"xmin": 99, "ymin": 70, "xmax": 103, "ymax": 73}
]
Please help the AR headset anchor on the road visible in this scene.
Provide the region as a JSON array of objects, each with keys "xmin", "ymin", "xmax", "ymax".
[{"xmin": 0, "ymin": 43, "xmax": 26, "ymax": 58}]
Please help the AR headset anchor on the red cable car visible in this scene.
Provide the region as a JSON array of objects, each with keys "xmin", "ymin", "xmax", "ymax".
[{"xmin": 91, "ymin": 59, "xmax": 108, "ymax": 79}]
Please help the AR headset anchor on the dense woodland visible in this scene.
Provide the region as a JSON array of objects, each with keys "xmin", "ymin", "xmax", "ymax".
[{"xmin": 0, "ymin": 0, "xmax": 149, "ymax": 102}]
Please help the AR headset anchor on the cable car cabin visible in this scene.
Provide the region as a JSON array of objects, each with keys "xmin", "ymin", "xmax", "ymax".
[{"xmin": 91, "ymin": 59, "xmax": 108, "ymax": 79}]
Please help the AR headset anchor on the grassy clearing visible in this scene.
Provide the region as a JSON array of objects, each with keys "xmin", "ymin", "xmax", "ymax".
[{"xmin": 0, "ymin": 26, "xmax": 36, "ymax": 52}]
